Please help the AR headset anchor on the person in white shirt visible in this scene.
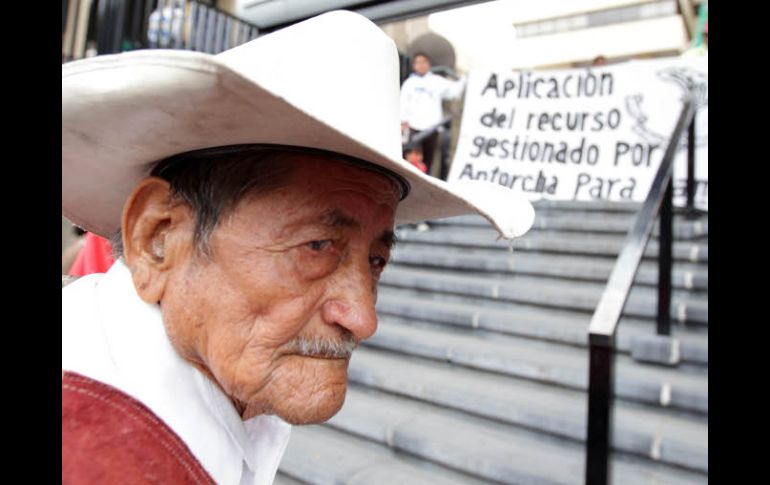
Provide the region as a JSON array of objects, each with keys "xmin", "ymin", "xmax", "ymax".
[
  {"xmin": 62, "ymin": 11, "xmax": 534, "ymax": 485},
  {"xmin": 400, "ymin": 52, "xmax": 467, "ymax": 178},
  {"xmin": 147, "ymin": 1, "xmax": 185, "ymax": 48}
]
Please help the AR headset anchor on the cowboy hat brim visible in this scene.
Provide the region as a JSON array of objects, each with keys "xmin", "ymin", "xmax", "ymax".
[{"xmin": 63, "ymin": 14, "xmax": 534, "ymax": 239}]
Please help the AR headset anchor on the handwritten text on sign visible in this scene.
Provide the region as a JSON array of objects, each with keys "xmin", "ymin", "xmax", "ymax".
[{"xmin": 447, "ymin": 56, "xmax": 708, "ymax": 209}]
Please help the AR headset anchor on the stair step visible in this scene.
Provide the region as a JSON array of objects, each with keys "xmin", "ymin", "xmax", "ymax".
[
  {"xmin": 380, "ymin": 266, "xmax": 708, "ymax": 324},
  {"xmin": 523, "ymin": 200, "xmax": 704, "ymax": 216},
  {"xmin": 273, "ymin": 472, "xmax": 305, "ymax": 485},
  {"xmin": 377, "ymin": 289, "xmax": 708, "ymax": 364},
  {"xmin": 367, "ymin": 319, "xmax": 708, "ymax": 414},
  {"xmin": 347, "ymin": 349, "xmax": 707, "ymax": 472},
  {"xmin": 429, "ymin": 214, "xmax": 707, "ymax": 238},
  {"xmin": 390, "ymin": 244, "xmax": 708, "ymax": 290},
  {"xmin": 279, "ymin": 422, "xmax": 485, "ymax": 484},
  {"xmin": 395, "ymin": 226, "xmax": 708, "ymax": 262},
  {"xmin": 531, "ymin": 200, "xmax": 643, "ymax": 212}
]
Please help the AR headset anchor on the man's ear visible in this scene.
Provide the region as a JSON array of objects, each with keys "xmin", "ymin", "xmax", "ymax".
[{"xmin": 121, "ymin": 177, "xmax": 192, "ymax": 304}]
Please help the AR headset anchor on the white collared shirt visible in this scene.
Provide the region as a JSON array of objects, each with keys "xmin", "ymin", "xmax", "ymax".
[
  {"xmin": 62, "ymin": 260, "xmax": 292, "ymax": 485},
  {"xmin": 400, "ymin": 71, "xmax": 467, "ymax": 131}
]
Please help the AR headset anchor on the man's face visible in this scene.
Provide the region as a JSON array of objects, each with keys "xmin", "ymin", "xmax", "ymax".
[
  {"xmin": 413, "ymin": 54, "xmax": 431, "ymax": 76},
  {"xmin": 160, "ymin": 156, "xmax": 399, "ymax": 424}
]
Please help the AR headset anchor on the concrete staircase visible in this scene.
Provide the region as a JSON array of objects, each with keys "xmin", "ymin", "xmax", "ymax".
[{"xmin": 276, "ymin": 200, "xmax": 708, "ymax": 485}]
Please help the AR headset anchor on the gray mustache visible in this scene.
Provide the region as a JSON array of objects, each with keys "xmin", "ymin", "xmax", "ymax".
[{"xmin": 288, "ymin": 331, "xmax": 358, "ymax": 359}]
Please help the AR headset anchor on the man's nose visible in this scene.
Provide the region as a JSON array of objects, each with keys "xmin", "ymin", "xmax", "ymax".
[{"xmin": 321, "ymin": 260, "xmax": 378, "ymax": 341}]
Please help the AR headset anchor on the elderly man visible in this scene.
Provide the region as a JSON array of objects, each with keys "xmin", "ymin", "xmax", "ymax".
[{"xmin": 62, "ymin": 11, "xmax": 533, "ymax": 485}]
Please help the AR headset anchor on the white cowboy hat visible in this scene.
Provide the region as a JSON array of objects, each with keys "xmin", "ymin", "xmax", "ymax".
[{"xmin": 62, "ymin": 10, "xmax": 534, "ymax": 239}]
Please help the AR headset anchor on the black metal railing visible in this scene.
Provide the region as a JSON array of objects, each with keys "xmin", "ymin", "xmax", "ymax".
[
  {"xmin": 584, "ymin": 95, "xmax": 697, "ymax": 484},
  {"xmin": 63, "ymin": 0, "xmax": 259, "ymax": 62},
  {"xmin": 146, "ymin": 0, "xmax": 260, "ymax": 53}
]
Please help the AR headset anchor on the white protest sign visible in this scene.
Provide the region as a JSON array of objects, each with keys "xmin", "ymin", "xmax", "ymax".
[{"xmin": 447, "ymin": 55, "xmax": 708, "ymax": 210}]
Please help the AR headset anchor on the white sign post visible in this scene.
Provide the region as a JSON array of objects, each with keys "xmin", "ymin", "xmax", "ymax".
[{"xmin": 447, "ymin": 56, "xmax": 708, "ymax": 210}]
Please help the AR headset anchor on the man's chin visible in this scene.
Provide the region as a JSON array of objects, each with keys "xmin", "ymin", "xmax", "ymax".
[{"xmin": 275, "ymin": 385, "xmax": 348, "ymax": 425}]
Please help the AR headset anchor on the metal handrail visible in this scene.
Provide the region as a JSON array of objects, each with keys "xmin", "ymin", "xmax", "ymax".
[{"xmin": 584, "ymin": 95, "xmax": 697, "ymax": 484}]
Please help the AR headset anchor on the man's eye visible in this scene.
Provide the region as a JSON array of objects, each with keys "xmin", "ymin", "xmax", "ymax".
[
  {"xmin": 307, "ymin": 240, "xmax": 333, "ymax": 251},
  {"xmin": 370, "ymin": 255, "xmax": 388, "ymax": 271}
]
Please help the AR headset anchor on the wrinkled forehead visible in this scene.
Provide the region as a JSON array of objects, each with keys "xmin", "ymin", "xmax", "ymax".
[{"xmin": 236, "ymin": 154, "xmax": 401, "ymax": 243}]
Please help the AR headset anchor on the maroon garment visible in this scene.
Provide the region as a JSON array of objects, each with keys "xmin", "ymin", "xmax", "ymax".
[{"xmin": 62, "ymin": 371, "xmax": 215, "ymax": 484}]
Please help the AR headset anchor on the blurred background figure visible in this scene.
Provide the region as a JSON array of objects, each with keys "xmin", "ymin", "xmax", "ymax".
[
  {"xmin": 592, "ymin": 55, "xmax": 608, "ymax": 66},
  {"xmin": 147, "ymin": 0, "xmax": 185, "ymax": 48},
  {"xmin": 404, "ymin": 146, "xmax": 428, "ymax": 173},
  {"xmin": 400, "ymin": 52, "xmax": 466, "ymax": 179},
  {"xmin": 64, "ymin": 231, "xmax": 115, "ymax": 276}
]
